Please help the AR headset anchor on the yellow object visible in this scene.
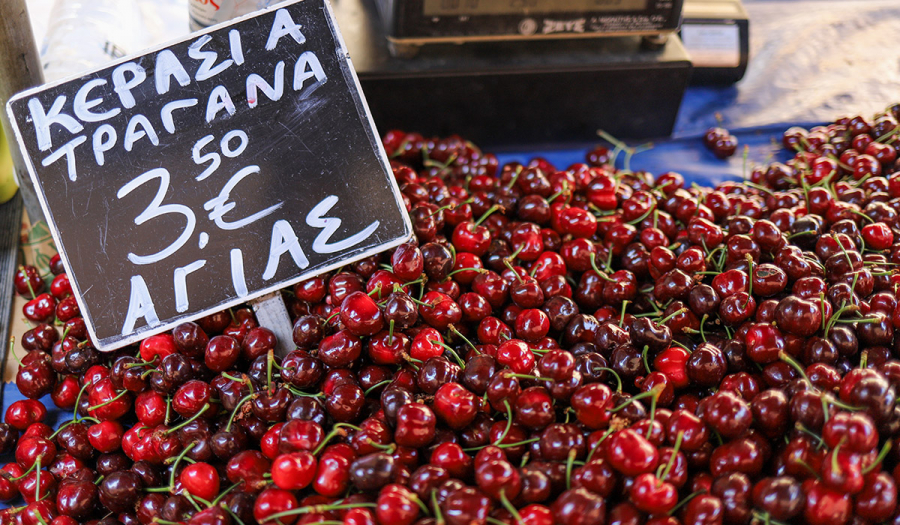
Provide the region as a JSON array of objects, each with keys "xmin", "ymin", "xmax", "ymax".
[{"xmin": 0, "ymin": 123, "xmax": 18, "ymax": 203}]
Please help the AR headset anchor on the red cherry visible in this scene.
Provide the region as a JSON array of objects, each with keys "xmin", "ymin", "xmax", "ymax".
[
  {"xmin": 452, "ymin": 220, "xmax": 492, "ymax": 256},
  {"xmin": 862, "ymin": 222, "xmax": 893, "ymax": 250},
  {"xmin": 5, "ymin": 399, "xmax": 46, "ymax": 430},
  {"xmin": 254, "ymin": 487, "xmax": 299, "ymax": 525},
  {"xmin": 410, "ymin": 327, "xmax": 444, "ymax": 361},
  {"xmin": 496, "ymin": 339, "xmax": 536, "ymax": 374},
  {"xmin": 87, "ymin": 420, "xmax": 124, "ymax": 453},
  {"xmin": 630, "ymin": 472, "xmax": 678, "ymax": 514},
  {"xmin": 607, "ymin": 429, "xmax": 659, "ymax": 476},
  {"xmin": 23, "ymin": 293, "xmax": 57, "ymax": 323},
  {"xmin": 341, "ymin": 291, "xmax": 385, "ymax": 336},
  {"xmin": 272, "ymin": 451, "xmax": 316, "ymax": 490},
  {"xmin": 139, "ymin": 333, "xmax": 176, "ymax": 363},
  {"xmin": 653, "ymin": 346, "xmax": 691, "ymax": 388},
  {"xmin": 433, "ymin": 382, "xmax": 478, "ymax": 430},
  {"xmin": 87, "ymin": 378, "xmax": 132, "ymax": 421},
  {"xmin": 180, "ymin": 461, "xmax": 220, "ymax": 501}
]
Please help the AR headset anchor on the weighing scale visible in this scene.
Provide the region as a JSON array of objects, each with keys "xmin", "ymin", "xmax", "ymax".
[
  {"xmin": 373, "ymin": 0, "xmax": 685, "ymax": 57},
  {"xmin": 333, "ymin": 0, "xmax": 693, "ymax": 147}
]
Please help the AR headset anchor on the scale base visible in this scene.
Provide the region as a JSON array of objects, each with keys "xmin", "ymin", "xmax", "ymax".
[{"xmin": 334, "ymin": 0, "xmax": 694, "ymax": 147}]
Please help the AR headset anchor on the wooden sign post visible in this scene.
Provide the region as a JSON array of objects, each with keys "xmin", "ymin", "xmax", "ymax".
[
  {"xmin": 0, "ymin": 0, "xmax": 45, "ymax": 224},
  {"xmin": 6, "ymin": 0, "xmax": 412, "ymax": 352}
]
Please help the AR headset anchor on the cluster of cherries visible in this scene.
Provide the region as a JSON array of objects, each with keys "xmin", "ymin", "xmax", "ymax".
[
  {"xmin": 6, "ymin": 103, "xmax": 900, "ymax": 525},
  {"xmin": 702, "ymin": 128, "xmax": 738, "ymax": 160}
]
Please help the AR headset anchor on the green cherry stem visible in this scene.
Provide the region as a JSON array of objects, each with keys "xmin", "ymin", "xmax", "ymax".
[
  {"xmin": 165, "ymin": 405, "xmax": 210, "ymax": 435},
  {"xmin": 656, "ymin": 431, "xmax": 684, "ymax": 486},
  {"xmin": 85, "ymin": 388, "xmax": 129, "ymax": 412},
  {"xmin": 861, "ymin": 441, "xmax": 892, "ymax": 474}
]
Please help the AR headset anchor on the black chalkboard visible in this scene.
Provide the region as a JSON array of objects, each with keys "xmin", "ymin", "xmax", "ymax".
[{"xmin": 6, "ymin": 0, "xmax": 412, "ymax": 351}]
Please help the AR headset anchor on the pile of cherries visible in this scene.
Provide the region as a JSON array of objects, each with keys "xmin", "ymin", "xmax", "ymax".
[{"xmin": 7, "ymin": 104, "xmax": 900, "ymax": 525}]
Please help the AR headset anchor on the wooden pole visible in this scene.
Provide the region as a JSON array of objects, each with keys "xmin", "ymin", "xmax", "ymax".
[{"xmin": 0, "ymin": 0, "xmax": 46, "ymax": 223}]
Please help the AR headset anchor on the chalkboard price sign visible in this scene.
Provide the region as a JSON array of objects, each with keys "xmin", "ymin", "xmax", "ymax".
[{"xmin": 6, "ymin": 0, "xmax": 412, "ymax": 350}]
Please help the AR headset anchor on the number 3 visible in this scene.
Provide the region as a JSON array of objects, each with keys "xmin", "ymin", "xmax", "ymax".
[{"xmin": 117, "ymin": 168, "xmax": 196, "ymax": 265}]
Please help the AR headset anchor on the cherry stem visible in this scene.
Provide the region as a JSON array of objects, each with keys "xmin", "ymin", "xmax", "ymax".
[
  {"xmin": 656, "ymin": 431, "xmax": 684, "ymax": 486},
  {"xmin": 626, "ymin": 205, "xmax": 655, "ymax": 226},
  {"xmin": 388, "ymin": 319, "xmax": 395, "ymax": 345},
  {"xmin": 124, "ymin": 359, "xmax": 158, "ymax": 369},
  {"xmin": 547, "ymin": 182, "xmax": 570, "ymax": 204},
  {"xmin": 226, "ymin": 393, "xmax": 254, "ymax": 433},
  {"xmin": 71, "ymin": 380, "xmax": 94, "ymax": 422},
  {"xmin": 831, "ymin": 439, "xmax": 844, "ymax": 475},
  {"xmin": 86, "ymin": 388, "xmax": 129, "ymax": 412},
  {"xmin": 287, "ymin": 387, "xmax": 325, "ymax": 399},
  {"xmin": 21, "ymin": 269, "xmax": 36, "ymax": 300},
  {"xmin": 778, "ymin": 351, "xmax": 812, "ymax": 387},
  {"xmin": 165, "ymin": 405, "xmax": 210, "ymax": 435},
  {"xmin": 364, "ymin": 380, "xmax": 392, "ymax": 397},
  {"xmin": 794, "ymin": 423, "xmax": 826, "ymax": 449},
  {"xmin": 668, "ymin": 489, "xmax": 707, "ymax": 517},
  {"xmin": 493, "ymin": 400, "xmax": 514, "ymax": 446},
  {"xmin": 497, "ymin": 437, "xmax": 539, "ymax": 449},
  {"xmin": 222, "ymin": 372, "xmax": 253, "ymax": 391},
  {"xmin": 428, "ymin": 203, "xmax": 456, "ymax": 216},
  {"xmin": 825, "ymin": 301, "xmax": 856, "ymax": 337},
  {"xmin": 449, "ymin": 325, "xmax": 480, "ymax": 354},
  {"xmin": 820, "ymin": 293, "xmax": 827, "ymax": 332},
  {"xmin": 641, "ymin": 345, "xmax": 651, "ymax": 375},
  {"xmin": 610, "ymin": 387, "xmax": 660, "ymax": 413},
  {"xmin": 182, "ymin": 491, "xmax": 203, "ymax": 512},
  {"xmin": 447, "ymin": 267, "xmax": 486, "ymax": 277},
  {"xmin": 34, "ymin": 454, "xmax": 44, "ymax": 501},
  {"xmin": 8, "ymin": 337, "xmax": 22, "ymax": 367},
  {"xmin": 752, "ymin": 511, "xmax": 788, "ymax": 525},
  {"xmin": 8, "ymin": 459, "xmax": 39, "ymax": 481},
  {"xmin": 585, "ymin": 428, "xmax": 614, "ymax": 463},
  {"xmin": 824, "ymin": 395, "xmax": 865, "ymax": 412},
  {"xmin": 589, "ymin": 253, "xmax": 616, "ymax": 282},
  {"xmin": 365, "ymin": 439, "xmax": 397, "ymax": 454},
  {"xmin": 646, "ymin": 391, "xmax": 658, "ymax": 440},
  {"xmin": 496, "ymin": 490, "xmax": 522, "ymax": 523},
  {"xmin": 505, "ymin": 165, "xmax": 524, "ymax": 189},
  {"xmin": 265, "ymin": 503, "xmax": 377, "ymax": 522},
  {"xmin": 223, "ymin": 507, "xmax": 248, "ymax": 525},
  {"xmin": 619, "ymin": 300, "xmax": 629, "ymax": 327},
  {"xmin": 595, "ymin": 367, "xmax": 622, "ymax": 392},
  {"xmin": 474, "ymin": 205, "xmax": 501, "ymax": 226},
  {"xmin": 656, "ymin": 308, "xmax": 688, "ymax": 324},
  {"xmin": 509, "ymin": 373, "xmax": 553, "ymax": 381},
  {"xmin": 211, "ymin": 482, "xmax": 241, "ymax": 506},
  {"xmin": 565, "ymin": 448, "xmax": 577, "ymax": 491},
  {"xmin": 431, "ymin": 340, "xmax": 465, "ymax": 367},
  {"xmin": 503, "ymin": 260, "xmax": 523, "ymax": 284},
  {"xmin": 167, "ymin": 441, "xmax": 196, "ymax": 492},
  {"xmin": 744, "ymin": 254, "xmax": 754, "ymax": 308},
  {"xmin": 266, "ymin": 349, "xmax": 275, "ymax": 393},
  {"xmin": 324, "ymin": 310, "xmax": 340, "ymax": 325},
  {"xmin": 861, "ymin": 441, "xmax": 891, "ymax": 474},
  {"xmin": 311, "ymin": 424, "xmax": 361, "ymax": 456},
  {"xmin": 49, "ymin": 417, "xmax": 97, "ymax": 439},
  {"xmin": 410, "ymin": 494, "xmax": 431, "ymax": 516},
  {"xmin": 431, "ymin": 490, "xmax": 445, "ymax": 525}
]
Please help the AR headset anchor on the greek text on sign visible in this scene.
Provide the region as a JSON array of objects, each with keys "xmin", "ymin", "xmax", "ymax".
[{"xmin": 6, "ymin": 0, "xmax": 412, "ymax": 350}]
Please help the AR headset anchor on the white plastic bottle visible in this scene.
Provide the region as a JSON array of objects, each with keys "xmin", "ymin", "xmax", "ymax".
[
  {"xmin": 40, "ymin": 0, "xmax": 144, "ymax": 82},
  {"xmin": 188, "ymin": 0, "xmax": 288, "ymax": 31}
]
